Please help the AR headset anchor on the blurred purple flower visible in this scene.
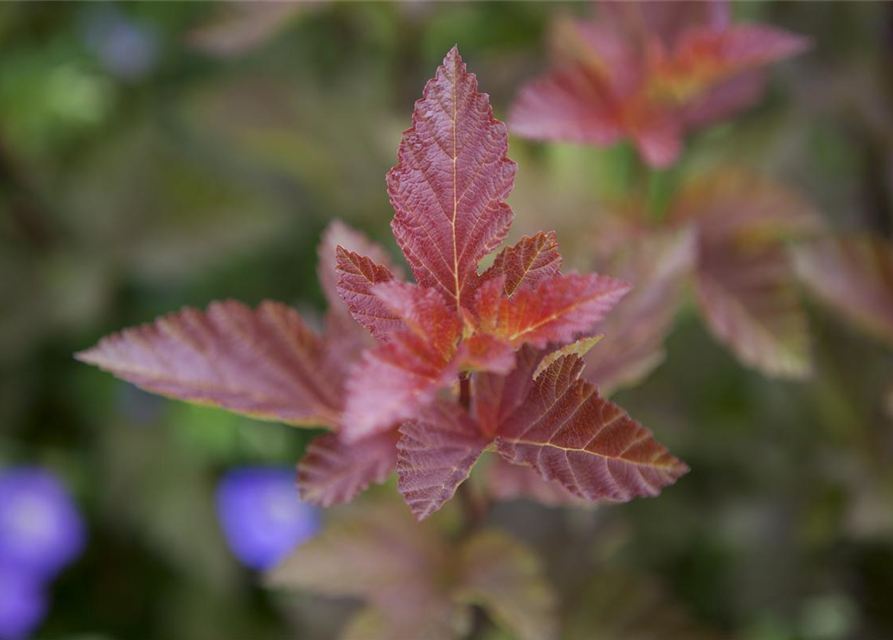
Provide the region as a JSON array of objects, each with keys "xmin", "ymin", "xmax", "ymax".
[
  {"xmin": 81, "ymin": 6, "xmax": 160, "ymax": 80},
  {"xmin": 0, "ymin": 468, "xmax": 86, "ymax": 581},
  {"xmin": 0, "ymin": 568, "xmax": 47, "ymax": 640},
  {"xmin": 216, "ymin": 467, "xmax": 320, "ymax": 571}
]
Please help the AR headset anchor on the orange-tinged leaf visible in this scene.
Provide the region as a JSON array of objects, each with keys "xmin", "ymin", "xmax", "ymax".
[
  {"xmin": 794, "ymin": 236, "xmax": 893, "ymax": 345},
  {"xmin": 510, "ymin": 5, "xmax": 809, "ymax": 168},
  {"xmin": 76, "ymin": 300, "xmax": 342, "ymax": 427},
  {"xmin": 335, "ymin": 246, "xmax": 402, "ymax": 342},
  {"xmin": 388, "ymin": 47, "xmax": 516, "ymax": 310},
  {"xmin": 397, "ymin": 401, "xmax": 491, "ymax": 521},
  {"xmin": 482, "ymin": 231, "xmax": 562, "ymax": 297},
  {"xmin": 455, "ymin": 334, "xmax": 516, "ymax": 374},
  {"xmin": 496, "ymin": 354, "xmax": 688, "ymax": 502},
  {"xmin": 477, "ymin": 273, "xmax": 631, "ymax": 349},
  {"xmin": 297, "ymin": 430, "xmax": 398, "ymax": 507},
  {"xmin": 455, "ymin": 530, "xmax": 558, "ymax": 640},
  {"xmin": 372, "ymin": 282, "xmax": 461, "ymax": 358}
]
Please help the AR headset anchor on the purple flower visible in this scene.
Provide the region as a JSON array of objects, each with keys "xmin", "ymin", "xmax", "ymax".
[
  {"xmin": 216, "ymin": 467, "xmax": 320, "ymax": 571},
  {"xmin": 0, "ymin": 468, "xmax": 86, "ymax": 581},
  {"xmin": 0, "ymin": 567, "xmax": 47, "ymax": 640}
]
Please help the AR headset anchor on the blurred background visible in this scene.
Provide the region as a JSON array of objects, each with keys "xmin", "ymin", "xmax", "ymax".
[{"xmin": 1, "ymin": 2, "xmax": 893, "ymax": 639}]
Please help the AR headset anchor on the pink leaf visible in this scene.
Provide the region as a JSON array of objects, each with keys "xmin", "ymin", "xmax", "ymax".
[
  {"xmin": 335, "ymin": 247, "xmax": 403, "ymax": 342},
  {"xmin": 341, "ymin": 332, "xmax": 459, "ymax": 442},
  {"xmin": 388, "ymin": 47, "xmax": 516, "ymax": 310},
  {"xmin": 397, "ymin": 401, "xmax": 491, "ymax": 521},
  {"xmin": 496, "ymin": 354, "xmax": 688, "ymax": 502},
  {"xmin": 76, "ymin": 300, "xmax": 342, "ymax": 427},
  {"xmin": 297, "ymin": 430, "xmax": 398, "ymax": 507}
]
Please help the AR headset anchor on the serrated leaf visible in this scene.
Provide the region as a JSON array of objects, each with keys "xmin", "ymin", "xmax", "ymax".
[
  {"xmin": 794, "ymin": 236, "xmax": 893, "ymax": 345},
  {"xmin": 342, "ymin": 332, "xmax": 460, "ymax": 442},
  {"xmin": 455, "ymin": 530, "xmax": 558, "ymax": 640},
  {"xmin": 319, "ymin": 220, "xmax": 396, "ymax": 318},
  {"xmin": 388, "ymin": 47, "xmax": 516, "ymax": 310},
  {"xmin": 372, "ymin": 282, "xmax": 461, "ymax": 358},
  {"xmin": 297, "ymin": 430, "xmax": 398, "ymax": 507},
  {"xmin": 76, "ymin": 300, "xmax": 342, "ymax": 427},
  {"xmin": 320, "ymin": 221, "xmax": 393, "ymax": 376},
  {"xmin": 533, "ymin": 335, "xmax": 603, "ymax": 379},
  {"xmin": 397, "ymin": 401, "xmax": 491, "ymax": 521},
  {"xmin": 335, "ymin": 247, "xmax": 402, "ymax": 342},
  {"xmin": 476, "ymin": 272, "xmax": 631, "ymax": 349},
  {"xmin": 584, "ymin": 227, "xmax": 695, "ymax": 394},
  {"xmin": 482, "ymin": 231, "xmax": 562, "ymax": 297},
  {"xmin": 473, "ymin": 346, "xmax": 544, "ymax": 438},
  {"xmin": 496, "ymin": 354, "xmax": 688, "ymax": 501},
  {"xmin": 341, "ymin": 283, "xmax": 462, "ymax": 441}
]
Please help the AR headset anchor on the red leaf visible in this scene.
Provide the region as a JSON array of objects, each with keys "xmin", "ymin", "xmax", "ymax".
[
  {"xmin": 476, "ymin": 272, "xmax": 631, "ymax": 349},
  {"xmin": 335, "ymin": 247, "xmax": 403, "ymax": 342},
  {"xmin": 388, "ymin": 47, "xmax": 516, "ymax": 310},
  {"xmin": 496, "ymin": 354, "xmax": 688, "ymax": 501},
  {"xmin": 397, "ymin": 401, "xmax": 491, "ymax": 520},
  {"xmin": 482, "ymin": 231, "xmax": 562, "ymax": 297},
  {"xmin": 342, "ymin": 332, "xmax": 460, "ymax": 442},
  {"xmin": 473, "ymin": 346, "xmax": 543, "ymax": 438},
  {"xmin": 372, "ymin": 281, "xmax": 461, "ymax": 358},
  {"xmin": 794, "ymin": 236, "xmax": 893, "ymax": 345},
  {"xmin": 297, "ymin": 430, "xmax": 398, "ymax": 507},
  {"xmin": 319, "ymin": 221, "xmax": 391, "ymax": 375},
  {"xmin": 76, "ymin": 300, "xmax": 342, "ymax": 427}
]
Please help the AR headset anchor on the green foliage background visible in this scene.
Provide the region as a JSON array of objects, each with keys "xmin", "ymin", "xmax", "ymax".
[{"xmin": 1, "ymin": 2, "xmax": 892, "ymax": 639}]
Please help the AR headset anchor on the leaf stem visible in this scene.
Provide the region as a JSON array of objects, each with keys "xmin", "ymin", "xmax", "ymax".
[{"xmin": 459, "ymin": 372, "xmax": 471, "ymax": 412}]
